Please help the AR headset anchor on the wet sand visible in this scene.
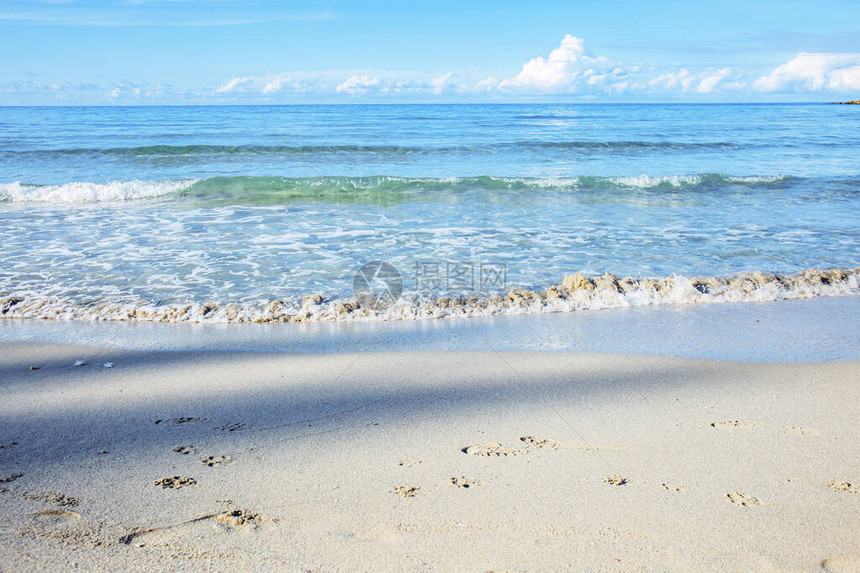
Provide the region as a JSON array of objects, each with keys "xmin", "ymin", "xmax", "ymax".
[{"xmin": 1, "ymin": 344, "xmax": 858, "ymax": 571}]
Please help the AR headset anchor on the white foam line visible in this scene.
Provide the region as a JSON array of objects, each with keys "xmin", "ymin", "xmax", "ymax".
[
  {"xmin": 0, "ymin": 180, "xmax": 197, "ymax": 203},
  {"xmin": 1, "ymin": 267, "xmax": 856, "ymax": 325}
]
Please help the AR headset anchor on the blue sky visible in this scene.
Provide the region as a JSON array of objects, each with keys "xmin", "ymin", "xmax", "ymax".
[{"xmin": 2, "ymin": 0, "xmax": 860, "ymax": 104}]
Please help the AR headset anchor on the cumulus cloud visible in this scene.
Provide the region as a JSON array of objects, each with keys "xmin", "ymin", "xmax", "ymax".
[
  {"xmin": 473, "ymin": 76, "xmax": 500, "ymax": 92},
  {"xmin": 755, "ymin": 53, "xmax": 860, "ymax": 91},
  {"xmin": 106, "ymin": 82, "xmax": 145, "ymax": 99},
  {"xmin": 498, "ymin": 35, "xmax": 612, "ymax": 92},
  {"xmin": 215, "ymin": 76, "xmax": 254, "ymax": 93},
  {"xmin": 430, "ymin": 71, "xmax": 454, "ymax": 94},
  {"xmin": 649, "ymin": 69, "xmax": 695, "ymax": 92},
  {"xmin": 205, "ymin": 35, "xmax": 751, "ymax": 100},
  {"xmin": 647, "ymin": 67, "xmax": 738, "ymax": 94},
  {"xmin": 696, "ymin": 68, "xmax": 732, "ymax": 93},
  {"xmin": 203, "ymin": 37, "xmax": 860, "ymax": 102},
  {"xmin": 262, "ymin": 77, "xmax": 290, "ymax": 94},
  {"xmin": 336, "ymin": 75, "xmax": 381, "ymax": 94}
]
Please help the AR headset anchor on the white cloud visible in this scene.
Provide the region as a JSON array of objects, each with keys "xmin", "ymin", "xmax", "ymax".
[
  {"xmin": 473, "ymin": 76, "xmax": 500, "ymax": 92},
  {"xmin": 2, "ymin": 80, "xmax": 61, "ymax": 93},
  {"xmin": 828, "ymin": 65, "xmax": 860, "ymax": 91},
  {"xmin": 649, "ymin": 69, "xmax": 695, "ymax": 91},
  {"xmin": 606, "ymin": 80, "xmax": 639, "ymax": 94},
  {"xmin": 216, "ymin": 76, "xmax": 254, "ymax": 93},
  {"xmin": 201, "ymin": 37, "xmax": 859, "ymax": 102},
  {"xmin": 430, "ymin": 72, "xmax": 453, "ymax": 95},
  {"xmin": 262, "ymin": 77, "xmax": 290, "ymax": 94},
  {"xmin": 336, "ymin": 75, "xmax": 381, "ymax": 94},
  {"xmin": 696, "ymin": 67, "xmax": 732, "ymax": 93},
  {"xmin": 586, "ymin": 67, "xmax": 626, "ymax": 87},
  {"xmin": 755, "ymin": 53, "xmax": 860, "ymax": 91},
  {"xmin": 498, "ymin": 35, "xmax": 612, "ymax": 92},
  {"xmin": 646, "ymin": 67, "xmax": 738, "ymax": 94}
]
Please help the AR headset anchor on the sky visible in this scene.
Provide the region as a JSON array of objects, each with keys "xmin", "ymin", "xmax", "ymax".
[{"xmin": 2, "ymin": 0, "xmax": 860, "ymax": 105}]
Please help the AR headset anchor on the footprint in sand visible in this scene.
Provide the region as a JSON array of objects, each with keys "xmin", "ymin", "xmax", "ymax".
[
  {"xmin": 821, "ymin": 554, "xmax": 860, "ymax": 573},
  {"xmin": 462, "ymin": 443, "xmax": 526, "ymax": 457},
  {"xmin": 726, "ymin": 492, "xmax": 761, "ymax": 507},
  {"xmin": 449, "ymin": 476, "xmax": 479, "ymax": 489},
  {"xmin": 34, "ymin": 509, "xmax": 81, "ymax": 522},
  {"xmin": 464, "ymin": 436, "xmax": 628, "ymax": 456},
  {"xmin": 119, "ymin": 508, "xmax": 262, "ymax": 545},
  {"xmin": 603, "ymin": 475, "xmax": 629, "ymax": 486},
  {"xmin": 172, "ymin": 445, "xmax": 196, "ymax": 455},
  {"xmin": 215, "ymin": 508, "xmax": 260, "ymax": 529},
  {"xmin": 154, "ymin": 417, "xmax": 211, "ymax": 425},
  {"xmin": 0, "ymin": 472, "xmax": 23, "ymax": 484},
  {"xmin": 22, "ymin": 491, "xmax": 80, "ymax": 507},
  {"xmin": 215, "ymin": 422, "xmax": 247, "ymax": 432},
  {"xmin": 154, "ymin": 476, "xmax": 197, "ymax": 489},
  {"xmin": 784, "ymin": 425, "xmax": 819, "ymax": 436},
  {"xmin": 392, "ymin": 485, "xmax": 420, "ymax": 498},
  {"xmin": 520, "ymin": 435, "xmax": 628, "ymax": 451},
  {"xmin": 825, "ymin": 481, "xmax": 857, "ymax": 494},
  {"xmin": 23, "ymin": 508, "xmax": 111, "ymax": 548},
  {"xmin": 201, "ymin": 455, "xmax": 233, "ymax": 467},
  {"xmin": 711, "ymin": 420, "xmax": 764, "ymax": 430},
  {"xmin": 519, "ymin": 436, "xmax": 562, "ymax": 450},
  {"xmin": 462, "ymin": 436, "xmax": 560, "ymax": 457}
]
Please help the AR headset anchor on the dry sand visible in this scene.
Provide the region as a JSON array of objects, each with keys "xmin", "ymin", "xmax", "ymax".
[{"xmin": 0, "ymin": 343, "xmax": 858, "ymax": 572}]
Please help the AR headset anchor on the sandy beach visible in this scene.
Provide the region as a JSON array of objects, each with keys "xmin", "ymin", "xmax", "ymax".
[
  {"xmin": 1, "ymin": 341, "xmax": 858, "ymax": 572},
  {"xmin": 4, "ymin": 8, "xmax": 860, "ymax": 571}
]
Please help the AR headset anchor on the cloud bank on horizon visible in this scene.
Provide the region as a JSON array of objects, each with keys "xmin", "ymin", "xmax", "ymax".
[
  {"xmin": 4, "ymin": 34, "xmax": 860, "ymax": 104},
  {"xmin": 211, "ymin": 35, "xmax": 860, "ymax": 100}
]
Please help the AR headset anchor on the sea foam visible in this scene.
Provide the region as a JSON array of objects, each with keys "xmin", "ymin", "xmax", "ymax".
[
  {"xmin": 0, "ymin": 180, "xmax": 196, "ymax": 203},
  {"xmin": 1, "ymin": 267, "xmax": 856, "ymax": 324}
]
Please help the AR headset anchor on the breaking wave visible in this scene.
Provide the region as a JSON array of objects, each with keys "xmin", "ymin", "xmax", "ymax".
[
  {"xmin": 0, "ymin": 174, "xmax": 796, "ymax": 204},
  {"xmin": 1, "ymin": 267, "xmax": 856, "ymax": 324},
  {"xmin": 0, "ymin": 179, "xmax": 197, "ymax": 203}
]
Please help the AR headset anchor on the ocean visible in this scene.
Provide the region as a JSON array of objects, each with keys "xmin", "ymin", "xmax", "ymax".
[{"xmin": 1, "ymin": 103, "xmax": 858, "ymax": 324}]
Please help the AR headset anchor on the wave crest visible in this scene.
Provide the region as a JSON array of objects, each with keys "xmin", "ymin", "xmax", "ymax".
[
  {"xmin": 0, "ymin": 180, "xmax": 196, "ymax": 203},
  {"xmin": 0, "ymin": 174, "xmax": 795, "ymax": 204},
  {"xmin": 1, "ymin": 267, "xmax": 856, "ymax": 324}
]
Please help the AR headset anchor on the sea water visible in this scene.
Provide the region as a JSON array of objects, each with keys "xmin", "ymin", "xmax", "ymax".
[{"xmin": 0, "ymin": 103, "xmax": 858, "ymax": 323}]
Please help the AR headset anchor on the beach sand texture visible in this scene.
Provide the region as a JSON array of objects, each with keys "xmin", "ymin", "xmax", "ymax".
[{"xmin": 1, "ymin": 344, "xmax": 858, "ymax": 572}]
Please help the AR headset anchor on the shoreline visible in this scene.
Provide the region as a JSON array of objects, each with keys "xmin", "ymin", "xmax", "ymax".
[
  {"xmin": 2, "ymin": 296, "xmax": 858, "ymax": 363},
  {"xmin": 2, "ymin": 278, "xmax": 858, "ymax": 571},
  {"xmin": 1, "ymin": 346, "xmax": 858, "ymax": 571},
  {"xmin": 2, "ymin": 266, "xmax": 857, "ymax": 325}
]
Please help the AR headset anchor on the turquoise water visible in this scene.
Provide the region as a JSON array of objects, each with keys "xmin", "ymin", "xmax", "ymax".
[{"xmin": 0, "ymin": 104, "xmax": 858, "ymax": 322}]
